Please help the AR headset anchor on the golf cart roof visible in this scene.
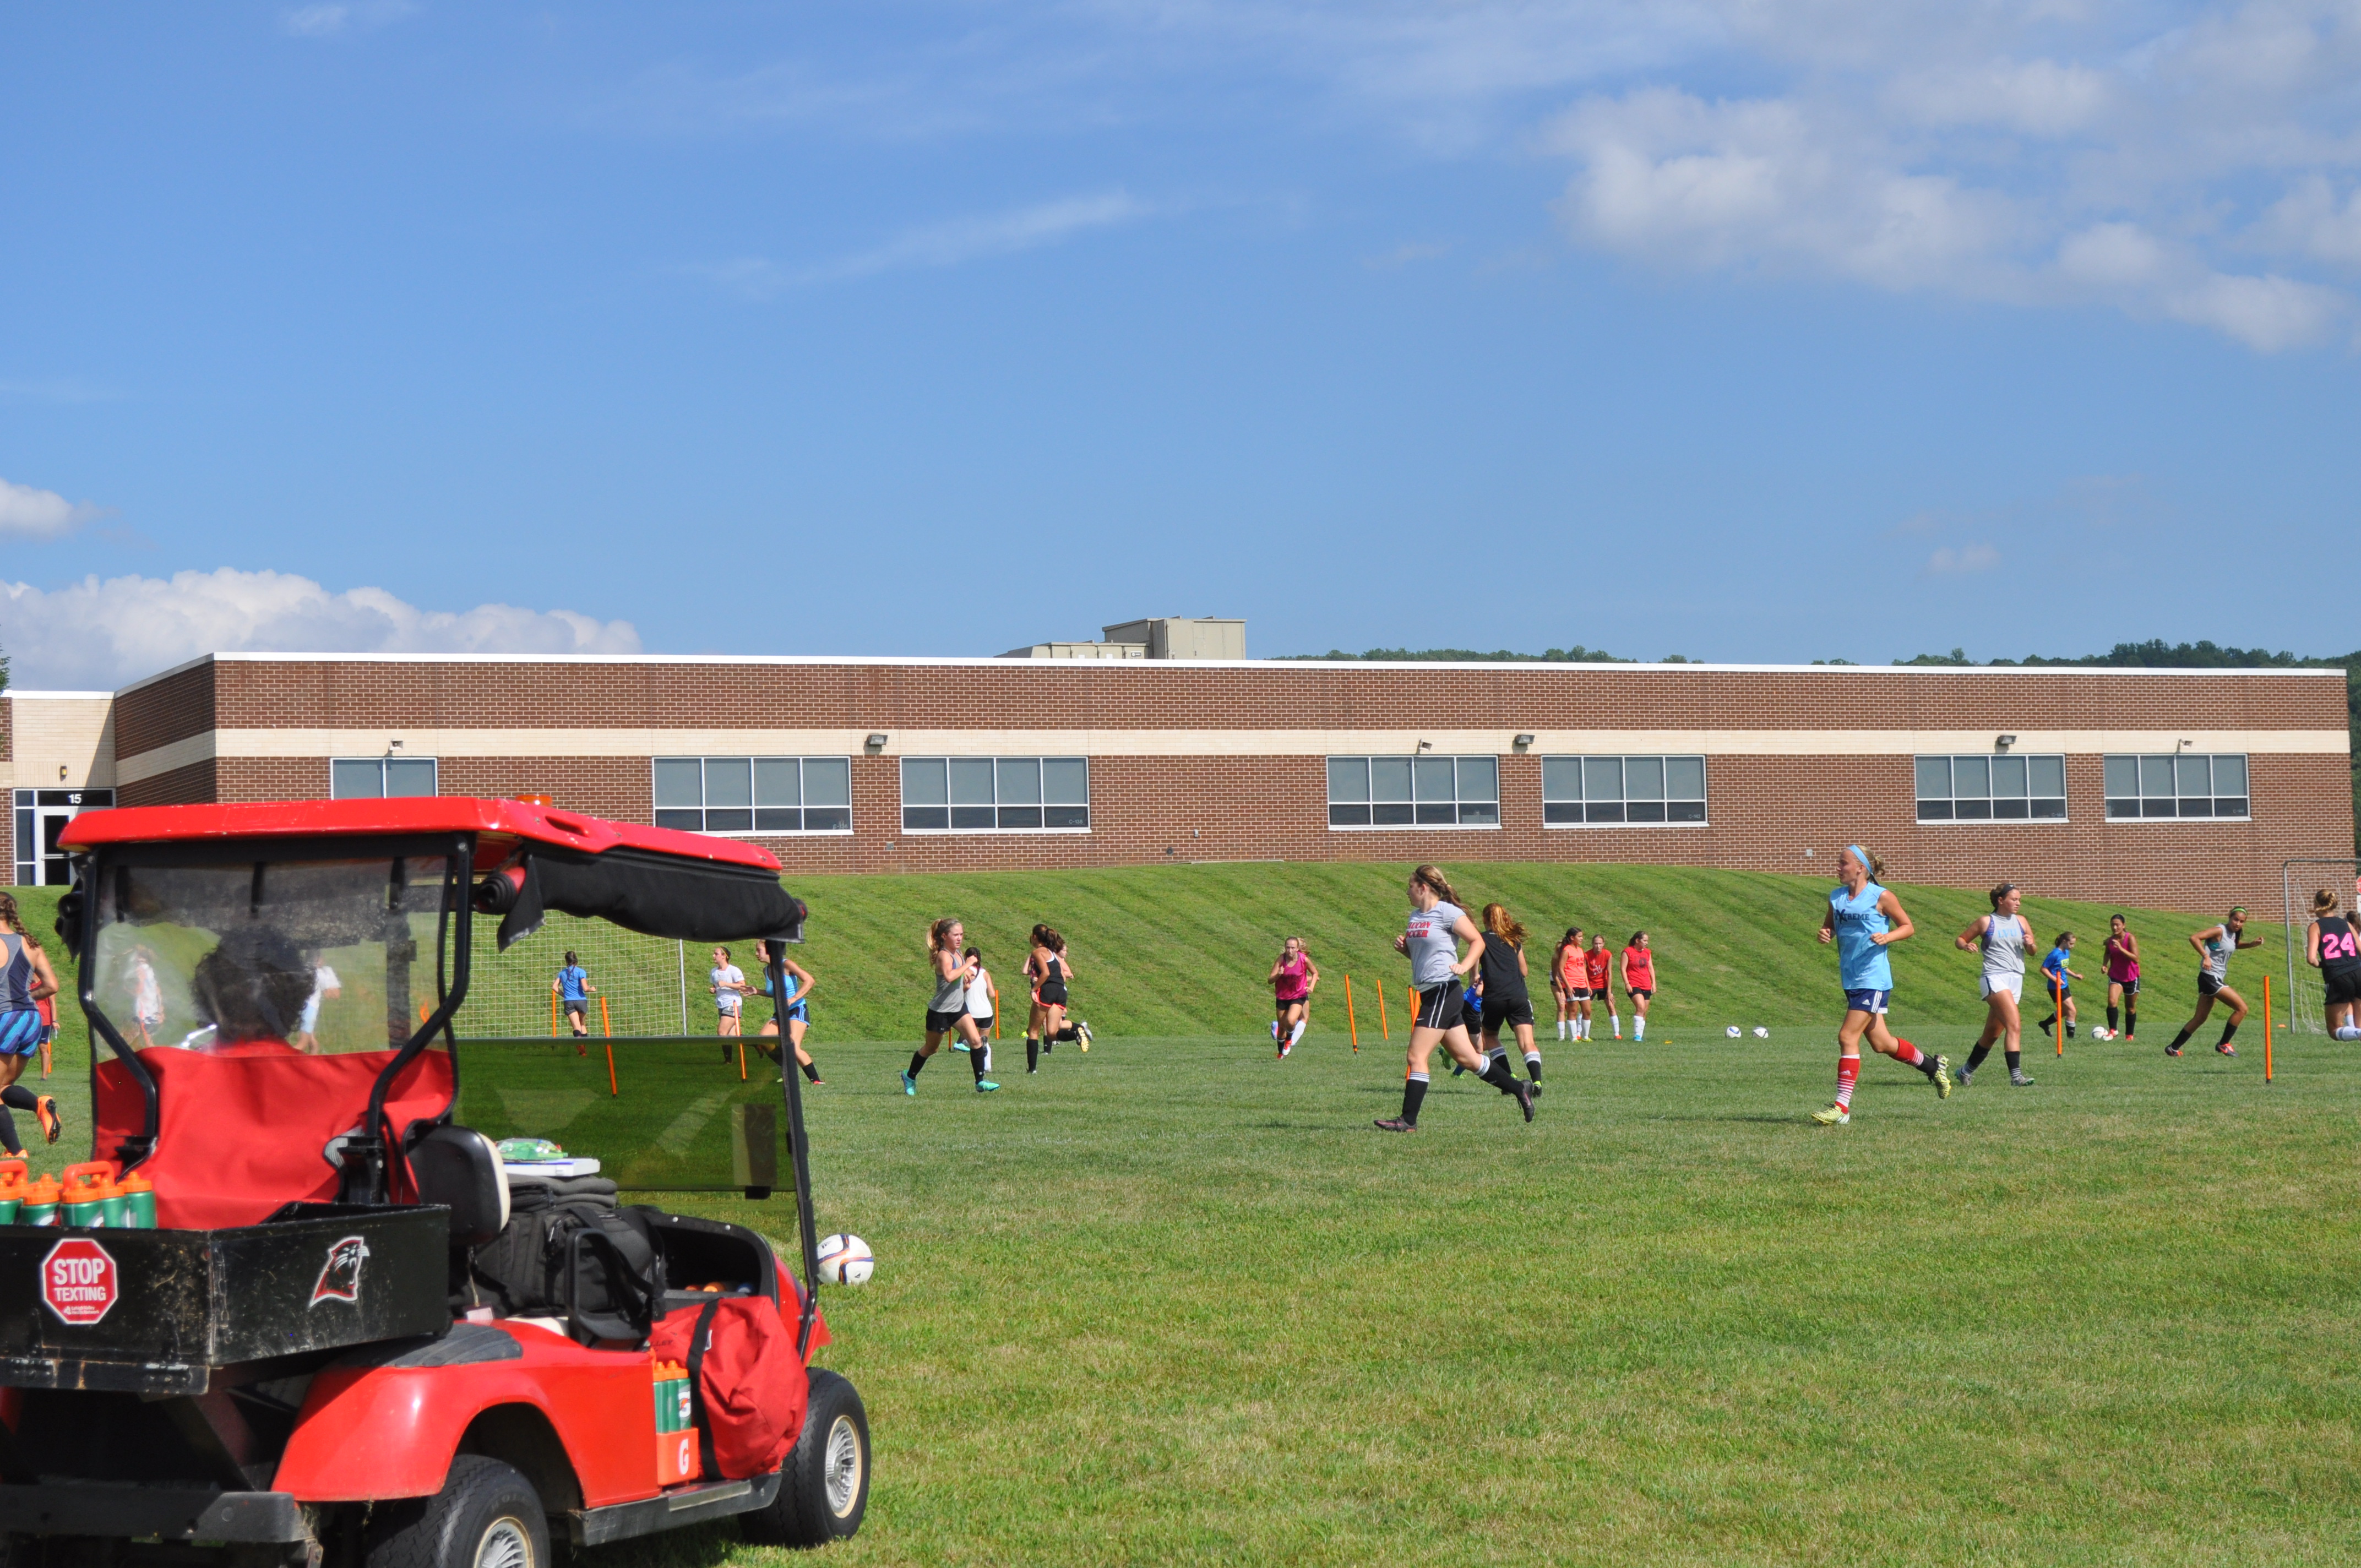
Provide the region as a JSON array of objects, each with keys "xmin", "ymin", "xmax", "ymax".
[{"xmin": 59, "ymin": 797, "xmax": 782, "ymax": 872}]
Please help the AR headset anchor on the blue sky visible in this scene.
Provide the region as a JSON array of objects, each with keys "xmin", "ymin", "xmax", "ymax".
[{"xmin": 4, "ymin": 2, "xmax": 2359, "ymax": 686}]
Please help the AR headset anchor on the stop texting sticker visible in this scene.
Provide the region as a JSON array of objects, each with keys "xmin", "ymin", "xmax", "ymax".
[{"xmin": 40, "ymin": 1238, "xmax": 118, "ymax": 1326}]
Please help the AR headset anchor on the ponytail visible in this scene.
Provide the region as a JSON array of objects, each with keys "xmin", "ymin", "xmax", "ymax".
[{"xmin": 1410, "ymin": 864, "xmax": 1460, "ymax": 907}]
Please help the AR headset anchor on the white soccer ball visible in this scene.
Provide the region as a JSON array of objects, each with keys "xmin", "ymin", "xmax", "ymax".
[
  {"xmin": 815, "ymin": 1233, "xmax": 874, "ymax": 1286},
  {"xmin": 2090, "ymin": 1026, "xmax": 2112, "ymax": 1041},
  {"xmin": 1725, "ymin": 1025, "xmax": 1742, "ymax": 1038},
  {"xmin": 1754, "ymin": 1027, "xmax": 1770, "ymax": 1038}
]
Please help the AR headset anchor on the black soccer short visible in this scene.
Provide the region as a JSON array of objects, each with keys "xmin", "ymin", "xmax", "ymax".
[
  {"xmin": 2325, "ymin": 967, "xmax": 2361, "ymax": 1007},
  {"xmin": 1482, "ymin": 996, "xmax": 1535, "ymax": 1033},
  {"xmin": 924, "ymin": 1008, "xmax": 966, "ymax": 1033},
  {"xmin": 1037, "ymin": 982, "xmax": 1070, "ymax": 1008},
  {"xmin": 2197, "ymin": 973, "xmax": 2226, "ymax": 999},
  {"xmin": 1564, "ymin": 986, "xmax": 1591, "ymax": 1001},
  {"xmin": 1626, "ymin": 987, "xmax": 1654, "ymax": 1001},
  {"xmin": 1414, "ymin": 984, "xmax": 1466, "ymax": 1031},
  {"xmin": 1275, "ymin": 995, "xmax": 1308, "ymax": 1016}
]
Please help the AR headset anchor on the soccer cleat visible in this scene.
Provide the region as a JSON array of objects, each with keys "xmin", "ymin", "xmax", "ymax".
[
  {"xmin": 35, "ymin": 1097, "xmax": 61, "ymax": 1144},
  {"xmin": 2215, "ymin": 1043, "xmax": 2237, "ymax": 1057},
  {"xmin": 900, "ymin": 1070, "xmax": 917, "ymax": 1096},
  {"xmin": 2165, "ymin": 1045, "xmax": 2183, "ymax": 1057},
  {"xmin": 1514, "ymin": 1082, "xmax": 1537, "ymax": 1123},
  {"xmin": 1278, "ymin": 1042, "xmax": 1292, "ymax": 1060},
  {"xmin": 1810, "ymin": 1103, "xmax": 1851, "ymax": 1126},
  {"xmin": 1373, "ymin": 1118, "xmax": 1419, "ymax": 1133},
  {"xmin": 1076, "ymin": 1021, "xmax": 1091, "ymax": 1050},
  {"xmin": 975, "ymin": 1079, "xmax": 999, "ymax": 1092},
  {"xmin": 1932, "ymin": 1055, "xmax": 1953, "ymax": 1099},
  {"xmin": 1956, "ymin": 1068, "xmax": 1973, "ymax": 1090},
  {"xmin": 952, "ymin": 1040, "xmax": 970, "ymax": 1052},
  {"xmin": 2010, "ymin": 1069, "xmax": 2034, "ymax": 1086}
]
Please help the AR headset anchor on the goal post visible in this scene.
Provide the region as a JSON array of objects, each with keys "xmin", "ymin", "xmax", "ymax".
[{"xmin": 2282, "ymin": 858, "xmax": 2361, "ymax": 1036}]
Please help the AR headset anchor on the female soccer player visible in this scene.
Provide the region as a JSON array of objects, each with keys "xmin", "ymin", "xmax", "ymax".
[
  {"xmin": 0, "ymin": 896, "xmax": 61, "ymax": 1150},
  {"xmin": 962, "ymin": 946, "xmax": 1000, "ymax": 1076},
  {"xmin": 708, "ymin": 945, "xmax": 747, "ymax": 1061},
  {"xmin": 1269, "ymin": 937, "xmax": 1318, "ymax": 1059},
  {"xmin": 1810, "ymin": 845, "xmax": 1948, "ymax": 1125},
  {"xmin": 752, "ymin": 938, "xmax": 824, "ymax": 1086},
  {"xmin": 1024, "ymin": 926, "xmax": 1090, "ymax": 1069},
  {"xmin": 2164, "ymin": 907, "xmax": 2264, "ymax": 1058},
  {"xmin": 1374, "ymin": 866, "xmax": 1535, "ymax": 1131},
  {"xmin": 2103, "ymin": 914, "xmax": 2141, "ymax": 1041},
  {"xmin": 553, "ymin": 951, "xmax": 595, "ymax": 1041},
  {"xmin": 1619, "ymin": 932, "xmax": 1657, "ymax": 1042},
  {"xmin": 905, "ymin": 919, "xmax": 995, "ymax": 1095},
  {"xmin": 1586, "ymin": 934, "xmax": 1616, "ymax": 1040},
  {"xmin": 2036, "ymin": 932, "xmax": 2083, "ymax": 1039},
  {"xmin": 1955, "ymin": 881, "xmax": 2035, "ymax": 1088},
  {"xmin": 2304, "ymin": 889, "xmax": 2361, "ymax": 1039},
  {"xmin": 1552, "ymin": 928, "xmax": 1584, "ymax": 1041},
  {"xmin": 1477, "ymin": 903, "xmax": 1542, "ymax": 1085}
]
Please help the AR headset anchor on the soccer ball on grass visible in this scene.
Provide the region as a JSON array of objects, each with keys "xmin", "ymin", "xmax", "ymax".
[{"xmin": 816, "ymin": 1233, "xmax": 875, "ymax": 1286}]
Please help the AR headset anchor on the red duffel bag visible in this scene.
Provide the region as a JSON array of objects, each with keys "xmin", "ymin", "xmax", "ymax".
[{"xmin": 650, "ymin": 1295, "xmax": 810, "ymax": 1480}]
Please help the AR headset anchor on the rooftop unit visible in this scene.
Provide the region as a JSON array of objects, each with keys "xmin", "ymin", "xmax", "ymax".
[{"xmin": 1004, "ymin": 617, "xmax": 1245, "ymax": 661}]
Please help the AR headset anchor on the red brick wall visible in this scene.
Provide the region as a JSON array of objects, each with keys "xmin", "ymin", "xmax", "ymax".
[{"xmin": 111, "ymin": 657, "xmax": 2354, "ymax": 912}]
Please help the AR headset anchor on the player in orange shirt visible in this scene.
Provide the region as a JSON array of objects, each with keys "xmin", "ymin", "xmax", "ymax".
[
  {"xmin": 1619, "ymin": 932, "xmax": 1657, "ymax": 1042},
  {"xmin": 1552, "ymin": 928, "xmax": 1585, "ymax": 1041},
  {"xmin": 1586, "ymin": 935, "xmax": 1617, "ymax": 1039}
]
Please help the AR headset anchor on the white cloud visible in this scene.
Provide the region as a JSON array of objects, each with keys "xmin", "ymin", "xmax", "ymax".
[
  {"xmin": 0, "ymin": 478, "xmax": 104, "ymax": 541},
  {"xmin": 1927, "ymin": 543, "xmax": 2002, "ymax": 574},
  {"xmin": 0, "ymin": 569, "xmax": 639, "ymax": 689},
  {"xmin": 280, "ymin": 1, "xmax": 416, "ymax": 39},
  {"xmin": 692, "ymin": 191, "xmax": 1153, "ymax": 296}
]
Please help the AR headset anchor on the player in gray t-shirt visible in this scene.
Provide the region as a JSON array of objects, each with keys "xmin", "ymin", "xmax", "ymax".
[
  {"xmin": 1955, "ymin": 881, "xmax": 2037, "ymax": 1088},
  {"xmin": 1375, "ymin": 865, "xmax": 1538, "ymax": 1132}
]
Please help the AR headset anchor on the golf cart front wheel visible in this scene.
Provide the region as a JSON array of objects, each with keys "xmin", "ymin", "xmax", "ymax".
[
  {"xmin": 743, "ymin": 1368, "xmax": 869, "ymax": 1547},
  {"xmin": 365, "ymin": 1455, "xmax": 548, "ymax": 1568}
]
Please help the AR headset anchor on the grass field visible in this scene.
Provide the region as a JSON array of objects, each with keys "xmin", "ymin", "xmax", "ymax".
[{"xmin": 9, "ymin": 871, "xmax": 2356, "ymax": 1564}]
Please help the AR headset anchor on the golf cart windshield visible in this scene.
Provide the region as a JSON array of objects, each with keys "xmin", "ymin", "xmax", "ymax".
[{"xmin": 93, "ymin": 856, "xmax": 455, "ymax": 1057}]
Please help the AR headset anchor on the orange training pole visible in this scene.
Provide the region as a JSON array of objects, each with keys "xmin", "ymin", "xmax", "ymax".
[
  {"xmin": 1377, "ymin": 979, "xmax": 1389, "ymax": 1041},
  {"xmin": 600, "ymin": 996, "xmax": 612, "ymax": 1037},
  {"xmin": 991, "ymin": 982, "xmax": 1000, "ymax": 1041},
  {"xmin": 2054, "ymin": 971, "xmax": 2065, "ymax": 1057},
  {"xmin": 604, "ymin": 1039, "xmax": 618, "ymax": 1097},
  {"xmin": 2264, "ymin": 976, "xmax": 2274, "ymax": 1084},
  {"xmin": 550, "ymin": 989, "xmax": 559, "ymax": 1037},
  {"xmin": 1345, "ymin": 974, "xmax": 1359, "ymax": 1053}
]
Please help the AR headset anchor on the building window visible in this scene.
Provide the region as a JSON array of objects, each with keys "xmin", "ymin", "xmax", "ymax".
[
  {"xmin": 1915, "ymin": 754, "xmax": 2066, "ymax": 823},
  {"xmin": 2104, "ymin": 754, "xmax": 2249, "ymax": 820},
  {"xmin": 652, "ymin": 757, "xmax": 852, "ymax": 834},
  {"xmin": 331, "ymin": 758, "xmax": 439, "ymax": 799},
  {"xmin": 1326, "ymin": 756, "xmax": 1499, "ymax": 828},
  {"xmin": 13, "ymin": 788, "xmax": 114, "ymax": 887},
  {"xmin": 900, "ymin": 757, "xmax": 1090, "ymax": 832},
  {"xmin": 1542, "ymin": 755, "xmax": 1706, "ymax": 825}
]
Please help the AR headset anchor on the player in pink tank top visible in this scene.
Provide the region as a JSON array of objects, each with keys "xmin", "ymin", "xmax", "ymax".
[{"xmin": 1268, "ymin": 937, "xmax": 1319, "ymax": 1059}]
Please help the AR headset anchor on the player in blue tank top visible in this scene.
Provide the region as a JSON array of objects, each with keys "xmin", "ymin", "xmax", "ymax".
[
  {"xmin": 0, "ymin": 896, "xmax": 63, "ymax": 1151},
  {"xmin": 1809, "ymin": 846, "xmax": 1949, "ymax": 1125}
]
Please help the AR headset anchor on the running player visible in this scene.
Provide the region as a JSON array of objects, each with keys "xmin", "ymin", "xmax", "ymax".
[
  {"xmin": 0, "ymin": 896, "xmax": 61, "ymax": 1150},
  {"xmin": 1269, "ymin": 937, "xmax": 1317, "ymax": 1059},
  {"xmin": 1810, "ymin": 845, "xmax": 1948, "ymax": 1125},
  {"xmin": 129, "ymin": 944, "xmax": 164, "ymax": 1048},
  {"xmin": 2304, "ymin": 889, "xmax": 2361, "ymax": 1039},
  {"xmin": 1477, "ymin": 903, "xmax": 1542, "ymax": 1086},
  {"xmin": 1552, "ymin": 928, "xmax": 1584, "ymax": 1040},
  {"xmin": 1619, "ymin": 932, "xmax": 1656, "ymax": 1042},
  {"xmin": 1955, "ymin": 881, "xmax": 2035, "ymax": 1088},
  {"xmin": 708, "ymin": 945, "xmax": 747, "ymax": 1060},
  {"xmin": 2102, "ymin": 914, "xmax": 2141, "ymax": 1041},
  {"xmin": 1374, "ymin": 866, "xmax": 1536, "ymax": 1131},
  {"xmin": 2164, "ymin": 908, "xmax": 2264, "ymax": 1058},
  {"xmin": 752, "ymin": 938, "xmax": 824, "ymax": 1086},
  {"xmin": 905, "ymin": 919, "xmax": 995, "ymax": 1094},
  {"xmin": 2036, "ymin": 932, "xmax": 2083, "ymax": 1039},
  {"xmin": 553, "ymin": 951, "xmax": 595, "ymax": 1041},
  {"xmin": 1024, "ymin": 926, "xmax": 1089, "ymax": 1070},
  {"xmin": 33, "ymin": 990, "xmax": 52, "ymax": 1079},
  {"xmin": 962, "ymin": 947, "xmax": 999, "ymax": 1077},
  {"xmin": 1586, "ymin": 934, "xmax": 1616, "ymax": 1039}
]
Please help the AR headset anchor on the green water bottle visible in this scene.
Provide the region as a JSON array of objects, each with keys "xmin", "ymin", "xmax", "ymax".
[
  {"xmin": 22, "ymin": 1177, "xmax": 59, "ymax": 1227},
  {"xmin": 118, "ymin": 1173, "xmax": 156, "ymax": 1228}
]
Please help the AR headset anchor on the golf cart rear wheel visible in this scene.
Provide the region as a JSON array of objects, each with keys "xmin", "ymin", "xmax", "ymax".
[
  {"xmin": 742, "ymin": 1368, "xmax": 869, "ymax": 1547},
  {"xmin": 365, "ymin": 1456, "xmax": 548, "ymax": 1568}
]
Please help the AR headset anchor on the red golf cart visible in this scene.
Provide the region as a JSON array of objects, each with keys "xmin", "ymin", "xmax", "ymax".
[{"xmin": 0, "ymin": 797, "xmax": 868, "ymax": 1567}]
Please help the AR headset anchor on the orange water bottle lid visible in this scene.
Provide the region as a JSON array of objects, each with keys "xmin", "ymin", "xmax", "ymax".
[
  {"xmin": 26, "ymin": 1176, "xmax": 60, "ymax": 1201},
  {"xmin": 117, "ymin": 1172, "xmax": 153, "ymax": 1194},
  {"xmin": 62, "ymin": 1163, "xmax": 116, "ymax": 1198}
]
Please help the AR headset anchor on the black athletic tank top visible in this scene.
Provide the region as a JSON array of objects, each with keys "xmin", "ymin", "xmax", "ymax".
[
  {"xmin": 1045, "ymin": 954, "xmax": 1064, "ymax": 984},
  {"xmin": 2319, "ymin": 914, "xmax": 2361, "ymax": 977},
  {"xmin": 1477, "ymin": 938, "xmax": 1527, "ymax": 1005}
]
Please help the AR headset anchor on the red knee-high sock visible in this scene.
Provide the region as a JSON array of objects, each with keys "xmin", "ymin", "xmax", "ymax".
[
  {"xmin": 1835, "ymin": 1056, "xmax": 1859, "ymax": 1109},
  {"xmin": 1890, "ymin": 1039, "xmax": 1925, "ymax": 1067}
]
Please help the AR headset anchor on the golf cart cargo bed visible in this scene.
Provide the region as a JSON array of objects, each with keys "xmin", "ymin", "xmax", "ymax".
[{"xmin": 0, "ymin": 1207, "xmax": 448, "ymax": 1395}]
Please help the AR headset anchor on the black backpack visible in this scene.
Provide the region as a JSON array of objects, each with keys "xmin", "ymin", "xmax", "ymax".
[{"xmin": 465, "ymin": 1175, "xmax": 663, "ymax": 1344}]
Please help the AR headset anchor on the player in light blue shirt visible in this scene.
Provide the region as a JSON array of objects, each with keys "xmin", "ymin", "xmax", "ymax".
[
  {"xmin": 1811, "ymin": 845, "xmax": 1949, "ymax": 1125},
  {"xmin": 551, "ymin": 951, "xmax": 595, "ymax": 1041},
  {"xmin": 2036, "ymin": 933, "xmax": 2083, "ymax": 1039}
]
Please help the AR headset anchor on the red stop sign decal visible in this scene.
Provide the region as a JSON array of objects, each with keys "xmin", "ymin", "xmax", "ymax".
[{"xmin": 40, "ymin": 1238, "xmax": 118, "ymax": 1326}]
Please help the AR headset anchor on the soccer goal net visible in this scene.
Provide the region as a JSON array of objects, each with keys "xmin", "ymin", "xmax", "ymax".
[
  {"xmin": 2282, "ymin": 858, "xmax": 2361, "ymax": 1036},
  {"xmin": 459, "ymin": 912, "xmax": 713, "ymax": 1039}
]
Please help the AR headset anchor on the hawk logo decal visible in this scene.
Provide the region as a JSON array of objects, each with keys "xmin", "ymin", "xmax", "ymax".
[{"xmin": 310, "ymin": 1235, "xmax": 371, "ymax": 1307}]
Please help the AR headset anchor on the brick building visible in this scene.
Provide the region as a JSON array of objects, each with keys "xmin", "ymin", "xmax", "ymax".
[{"xmin": 3, "ymin": 649, "xmax": 2351, "ymax": 910}]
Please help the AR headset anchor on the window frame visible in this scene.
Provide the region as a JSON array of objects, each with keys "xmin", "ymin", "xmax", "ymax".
[
  {"xmin": 1913, "ymin": 753, "xmax": 2068, "ymax": 825},
  {"xmin": 330, "ymin": 756, "xmax": 439, "ymax": 801},
  {"xmin": 1539, "ymin": 754, "xmax": 1709, "ymax": 827},
  {"xmin": 2102, "ymin": 753, "xmax": 2251, "ymax": 823},
  {"xmin": 899, "ymin": 755, "xmax": 1091, "ymax": 835},
  {"xmin": 650, "ymin": 755, "xmax": 855, "ymax": 836},
  {"xmin": 1325, "ymin": 755, "xmax": 1502, "ymax": 830}
]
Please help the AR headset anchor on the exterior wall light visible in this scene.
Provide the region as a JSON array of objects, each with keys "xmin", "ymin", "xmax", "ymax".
[
  {"xmin": 865, "ymin": 733, "xmax": 888, "ymax": 752},
  {"xmin": 1995, "ymin": 734, "xmax": 2016, "ymax": 752},
  {"xmin": 1513, "ymin": 733, "xmax": 1535, "ymax": 751}
]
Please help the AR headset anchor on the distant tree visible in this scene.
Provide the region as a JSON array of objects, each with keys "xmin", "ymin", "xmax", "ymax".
[{"xmin": 1894, "ymin": 647, "xmax": 1973, "ymax": 666}]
